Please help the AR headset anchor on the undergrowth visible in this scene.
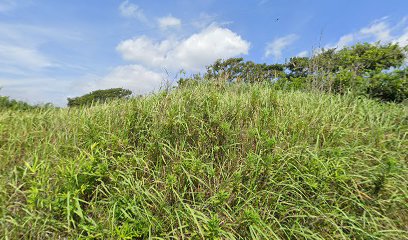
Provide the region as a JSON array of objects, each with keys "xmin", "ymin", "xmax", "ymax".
[{"xmin": 0, "ymin": 83, "xmax": 407, "ymax": 239}]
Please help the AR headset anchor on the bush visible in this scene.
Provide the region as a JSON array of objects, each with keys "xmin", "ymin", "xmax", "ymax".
[{"xmin": 367, "ymin": 68, "xmax": 408, "ymax": 102}]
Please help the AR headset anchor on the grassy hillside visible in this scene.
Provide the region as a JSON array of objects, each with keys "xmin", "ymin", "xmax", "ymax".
[{"xmin": 1, "ymin": 83, "xmax": 407, "ymax": 239}]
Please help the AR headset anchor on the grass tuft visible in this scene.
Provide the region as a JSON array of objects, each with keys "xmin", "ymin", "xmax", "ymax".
[{"xmin": 1, "ymin": 82, "xmax": 407, "ymax": 239}]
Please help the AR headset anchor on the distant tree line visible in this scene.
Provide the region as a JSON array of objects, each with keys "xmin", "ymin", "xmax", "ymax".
[
  {"xmin": 4, "ymin": 42, "xmax": 405, "ymax": 109},
  {"xmin": 67, "ymin": 88, "xmax": 132, "ymax": 107},
  {"xmin": 0, "ymin": 95, "xmax": 55, "ymax": 111},
  {"xmin": 179, "ymin": 42, "xmax": 408, "ymax": 102}
]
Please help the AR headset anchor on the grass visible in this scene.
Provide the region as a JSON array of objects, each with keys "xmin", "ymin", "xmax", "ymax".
[{"xmin": 0, "ymin": 82, "xmax": 407, "ymax": 239}]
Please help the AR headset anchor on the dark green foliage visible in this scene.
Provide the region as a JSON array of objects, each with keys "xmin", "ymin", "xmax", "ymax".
[
  {"xmin": 286, "ymin": 56, "xmax": 310, "ymax": 78},
  {"xmin": 336, "ymin": 42, "xmax": 406, "ymax": 74},
  {"xmin": 205, "ymin": 57, "xmax": 286, "ymax": 83},
  {"xmin": 285, "ymin": 43, "xmax": 408, "ymax": 102},
  {"xmin": 0, "ymin": 96, "xmax": 34, "ymax": 110},
  {"xmin": 67, "ymin": 88, "xmax": 132, "ymax": 107},
  {"xmin": 203, "ymin": 42, "xmax": 408, "ymax": 102},
  {"xmin": 367, "ymin": 68, "xmax": 408, "ymax": 102}
]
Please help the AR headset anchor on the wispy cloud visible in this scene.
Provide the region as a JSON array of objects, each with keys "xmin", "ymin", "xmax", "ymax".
[
  {"xmin": 265, "ymin": 34, "xmax": 299, "ymax": 59},
  {"xmin": 326, "ymin": 16, "xmax": 408, "ymax": 49},
  {"xmin": 0, "ymin": 76, "xmax": 72, "ymax": 106},
  {"xmin": 119, "ymin": 0, "xmax": 147, "ymax": 23},
  {"xmin": 296, "ymin": 50, "xmax": 309, "ymax": 58},
  {"xmin": 190, "ymin": 13, "xmax": 218, "ymax": 30},
  {"xmin": 0, "ymin": 44, "xmax": 53, "ymax": 71},
  {"xmin": 0, "ymin": 23, "xmax": 83, "ymax": 75},
  {"xmin": 158, "ymin": 15, "xmax": 182, "ymax": 30},
  {"xmin": 332, "ymin": 34, "xmax": 355, "ymax": 49},
  {"xmin": 0, "ymin": 0, "xmax": 32, "ymax": 12},
  {"xmin": 393, "ymin": 29, "xmax": 408, "ymax": 46},
  {"xmin": 0, "ymin": 0, "xmax": 17, "ymax": 12},
  {"xmin": 359, "ymin": 20, "xmax": 392, "ymax": 42}
]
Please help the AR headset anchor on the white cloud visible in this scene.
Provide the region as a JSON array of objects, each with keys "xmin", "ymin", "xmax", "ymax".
[
  {"xmin": 326, "ymin": 17, "xmax": 408, "ymax": 50},
  {"xmin": 99, "ymin": 65, "xmax": 163, "ymax": 94},
  {"xmin": 117, "ymin": 36, "xmax": 176, "ymax": 68},
  {"xmin": 119, "ymin": 0, "xmax": 147, "ymax": 22},
  {"xmin": 65, "ymin": 65, "xmax": 165, "ymax": 106},
  {"xmin": 0, "ymin": 23, "xmax": 82, "ymax": 75},
  {"xmin": 359, "ymin": 21, "xmax": 392, "ymax": 42},
  {"xmin": 0, "ymin": 23, "xmax": 81, "ymax": 46},
  {"xmin": 158, "ymin": 15, "xmax": 181, "ymax": 30},
  {"xmin": 0, "ymin": 65, "xmax": 165, "ymax": 106},
  {"xmin": 335, "ymin": 34, "xmax": 354, "ymax": 49},
  {"xmin": 191, "ymin": 13, "xmax": 218, "ymax": 30},
  {"xmin": 0, "ymin": 77, "xmax": 71, "ymax": 106},
  {"xmin": 265, "ymin": 34, "xmax": 298, "ymax": 59},
  {"xmin": 172, "ymin": 26, "xmax": 250, "ymax": 71},
  {"xmin": 393, "ymin": 29, "xmax": 408, "ymax": 46},
  {"xmin": 0, "ymin": 44, "xmax": 53, "ymax": 70},
  {"xmin": 117, "ymin": 25, "xmax": 250, "ymax": 71}
]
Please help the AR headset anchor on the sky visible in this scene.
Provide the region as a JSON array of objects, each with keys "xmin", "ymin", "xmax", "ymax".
[{"xmin": 0, "ymin": 0, "xmax": 407, "ymax": 106}]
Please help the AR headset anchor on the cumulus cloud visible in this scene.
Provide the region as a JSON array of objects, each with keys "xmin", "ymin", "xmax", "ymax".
[
  {"xmin": 117, "ymin": 25, "xmax": 250, "ymax": 71},
  {"xmin": 99, "ymin": 65, "xmax": 163, "ymax": 94},
  {"xmin": 119, "ymin": 0, "xmax": 147, "ymax": 22},
  {"xmin": 116, "ymin": 36, "xmax": 176, "ymax": 68},
  {"xmin": 264, "ymin": 34, "xmax": 298, "ymax": 59},
  {"xmin": 158, "ymin": 15, "xmax": 181, "ymax": 30}
]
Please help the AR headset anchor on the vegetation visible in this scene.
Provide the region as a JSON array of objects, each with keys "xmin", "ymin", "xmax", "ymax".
[
  {"xmin": 0, "ymin": 95, "xmax": 54, "ymax": 111},
  {"xmin": 67, "ymin": 88, "xmax": 132, "ymax": 107},
  {"xmin": 1, "ymin": 82, "xmax": 407, "ymax": 239},
  {"xmin": 195, "ymin": 42, "xmax": 408, "ymax": 102}
]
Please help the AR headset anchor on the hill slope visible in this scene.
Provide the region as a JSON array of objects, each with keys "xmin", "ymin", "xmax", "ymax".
[{"xmin": 1, "ymin": 83, "xmax": 407, "ymax": 239}]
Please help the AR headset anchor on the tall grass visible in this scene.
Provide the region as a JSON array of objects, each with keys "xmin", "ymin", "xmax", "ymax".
[{"xmin": 0, "ymin": 82, "xmax": 407, "ymax": 239}]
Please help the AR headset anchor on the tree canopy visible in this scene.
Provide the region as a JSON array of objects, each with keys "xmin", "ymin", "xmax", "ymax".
[
  {"xmin": 187, "ymin": 42, "xmax": 408, "ymax": 102},
  {"xmin": 67, "ymin": 88, "xmax": 132, "ymax": 107}
]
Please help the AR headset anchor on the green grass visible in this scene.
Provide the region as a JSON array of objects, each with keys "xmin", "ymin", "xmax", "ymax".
[{"xmin": 1, "ymin": 82, "xmax": 407, "ymax": 239}]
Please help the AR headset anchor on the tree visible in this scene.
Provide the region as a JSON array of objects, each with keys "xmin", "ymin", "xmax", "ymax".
[
  {"xmin": 67, "ymin": 88, "xmax": 132, "ymax": 107},
  {"xmin": 200, "ymin": 42, "xmax": 408, "ymax": 102},
  {"xmin": 283, "ymin": 42, "xmax": 408, "ymax": 100},
  {"xmin": 205, "ymin": 58, "xmax": 286, "ymax": 83},
  {"xmin": 367, "ymin": 68, "xmax": 408, "ymax": 102}
]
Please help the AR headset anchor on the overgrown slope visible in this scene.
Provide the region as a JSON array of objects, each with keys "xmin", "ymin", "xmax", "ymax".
[{"xmin": 1, "ymin": 83, "xmax": 407, "ymax": 239}]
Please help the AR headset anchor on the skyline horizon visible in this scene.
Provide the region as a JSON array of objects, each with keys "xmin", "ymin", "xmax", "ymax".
[{"xmin": 0, "ymin": 0, "xmax": 407, "ymax": 106}]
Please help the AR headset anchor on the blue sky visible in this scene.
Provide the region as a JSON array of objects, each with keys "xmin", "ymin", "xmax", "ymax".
[{"xmin": 0, "ymin": 0, "xmax": 407, "ymax": 106}]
